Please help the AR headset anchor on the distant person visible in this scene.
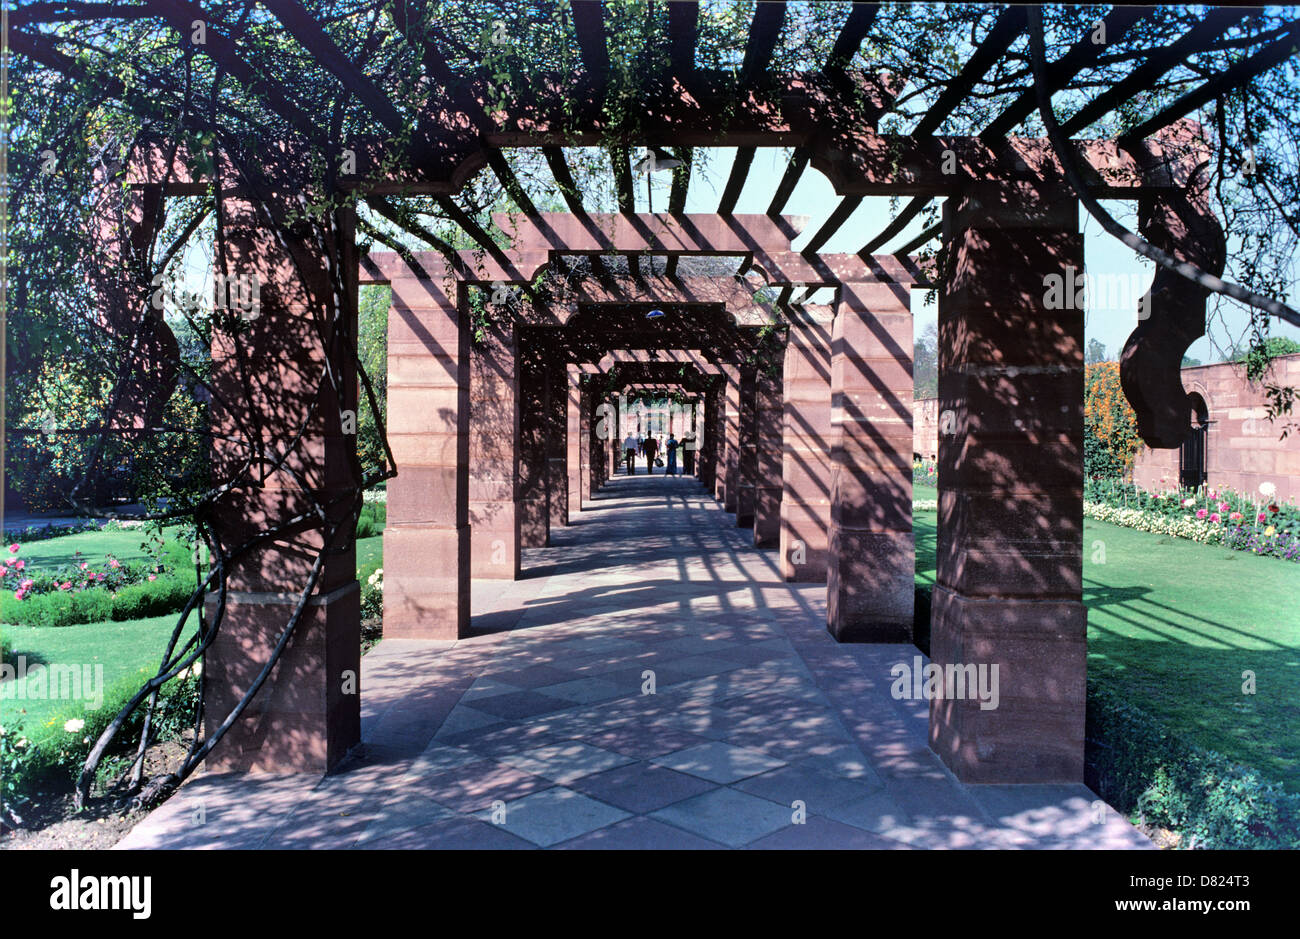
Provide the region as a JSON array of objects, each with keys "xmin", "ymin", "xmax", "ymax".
[
  {"xmin": 622, "ymin": 432, "xmax": 638, "ymax": 475},
  {"xmin": 681, "ymin": 433, "xmax": 696, "ymax": 475},
  {"xmin": 643, "ymin": 435, "xmax": 658, "ymax": 474},
  {"xmin": 666, "ymin": 434, "xmax": 679, "ymax": 475}
]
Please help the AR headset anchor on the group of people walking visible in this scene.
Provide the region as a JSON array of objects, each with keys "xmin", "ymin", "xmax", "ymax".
[{"xmin": 621, "ymin": 432, "xmax": 696, "ymax": 476}]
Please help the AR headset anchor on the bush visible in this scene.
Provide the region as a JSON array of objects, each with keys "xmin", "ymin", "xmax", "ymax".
[
  {"xmin": 1, "ymin": 667, "xmax": 200, "ymax": 821},
  {"xmin": 355, "ymin": 502, "xmax": 386, "ymax": 539},
  {"xmin": 1084, "ymin": 362, "xmax": 1142, "ymax": 479},
  {"xmin": 1086, "ymin": 682, "xmax": 1300, "ymax": 849},
  {"xmin": 359, "ymin": 562, "xmax": 382, "ymax": 620}
]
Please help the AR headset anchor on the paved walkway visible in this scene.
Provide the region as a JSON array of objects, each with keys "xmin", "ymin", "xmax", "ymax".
[{"xmin": 117, "ymin": 474, "xmax": 1151, "ymax": 850}]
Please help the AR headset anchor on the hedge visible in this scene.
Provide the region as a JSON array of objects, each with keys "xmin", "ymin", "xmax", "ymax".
[{"xmin": 1086, "ymin": 682, "xmax": 1300, "ymax": 849}]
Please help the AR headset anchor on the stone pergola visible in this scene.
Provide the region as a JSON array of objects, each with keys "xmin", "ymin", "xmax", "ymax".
[{"xmin": 84, "ymin": 4, "xmax": 1228, "ymax": 791}]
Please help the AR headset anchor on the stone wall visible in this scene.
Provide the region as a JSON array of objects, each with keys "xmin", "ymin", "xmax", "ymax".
[{"xmin": 1132, "ymin": 353, "xmax": 1300, "ymax": 502}]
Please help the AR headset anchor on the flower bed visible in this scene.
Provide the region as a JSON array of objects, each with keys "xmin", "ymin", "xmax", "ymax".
[
  {"xmin": 1084, "ymin": 477, "xmax": 1299, "ymax": 561},
  {"xmin": 0, "ymin": 536, "xmax": 196, "ymax": 627}
]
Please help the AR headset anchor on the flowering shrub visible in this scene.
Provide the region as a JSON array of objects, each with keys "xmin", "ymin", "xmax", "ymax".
[
  {"xmin": 0, "ymin": 537, "xmax": 196, "ymax": 626},
  {"xmin": 360, "ymin": 565, "xmax": 383, "ymax": 620},
  {"xmin": 0, "ymin": 668, "xmax": 200, "ymax": 824},
  {"xmin": 1084, "ymin": 478, "xmax": 1300, "ymax": 561},
  {"xmin": 1, "ymin": 520, "xmax": 101, "ymax": 544},
  {"xmin": 1085, "ymin": 362, "xmax": 1143, "ymax": 478},
  {"xmin": 913, "ymin": 499, "xmax": 937, "ymax": 512},
  {"xmin": 912, "ymin": 458, "xmax": 937, "ymax": 487}
]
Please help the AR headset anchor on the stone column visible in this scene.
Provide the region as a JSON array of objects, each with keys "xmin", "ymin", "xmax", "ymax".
[
  {"xmin": 780, "ymin": 305, "xmax": 834, "ymax": 582},
  {"xmin": 753, "ymin": 366, "xmax": 784, "ymax": 547},
  {"xmin": 206, "ymin": 193, "xmax": 362, "ymax": 772},
  {"xmin": 580, "ymin": 384, "xmax": 593, "ymax": 503},
  {"xmin": 699, "ymin": 386, "xmax": 718, "ymax": 491},
  {"xmin": 567, "ymin": 366, "xmax": 583, "ymax": 518},
  {"xmin": 736, "ymin": 366, "xmax": 758, "ymax": 527},
  {"xmin": 545, "ymin": 362, "xmax": 568, "ymax": 534},
  {"xmin": 930, "ymin": 183, "xmax": 1085, "ymax": 784},
  {"xmin": 468, "ymin": 320, "xmax": 520, "ymax": 579},
  {"xmin": 718, "ymin": 366, "xmax": 741, "ymax": 512},
  {"xmin": 384, "ymin": 265, "xmax": 470, "ymax": 641},
  {"xmin": 518, "ymin": 337, "xmax": 549, "ymax": 548},
  {"xmin": 828, "ymin": 282, "xmax": 914, "ymax": 642}
]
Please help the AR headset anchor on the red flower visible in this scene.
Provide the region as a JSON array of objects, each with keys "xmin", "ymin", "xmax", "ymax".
[{"xmin": 1269, "ymin": 504, "xmax": 1279, "ymax": 514}]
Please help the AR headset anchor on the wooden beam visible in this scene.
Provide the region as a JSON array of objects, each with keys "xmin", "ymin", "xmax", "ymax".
[
  {"xmin": 767, "ymin": 147, "xmax": 809, "ymax": 217},
  {"xmin": 543, "ymin": 146, "xmax": 586, "ymax": 214},
  {"xmin": 612, "ymin": 145, "xmax": 634, "ymax": 213},
  {"xmin": 826, "ymin": 2, "xmax": 879, "ymax": 78},
  {"xmin": 668, "ymin": 147, "xmax": 693, "ymax": 215},
  {"xmin": 263, "ymin": 0, "xmax": 408, "ymax": 135},
  {"xmin": 739, "ymin": 1, "xmax": 787, "ymax": 86},
  {"xmin": 1119, "ymin": 20, "xmax": 1300, "ymax": 146},
  {"xmin": 802, "ymin": 196, "xmax": 863, "ymax": 254},
  {"xmin": 915, "ymin": 6, "xmax": 1025, "ymax": 137},
  {"xmin": 718, "ymin": 146, "xmax": 755, "ymax": 214},
  {"xmin": 668, "ymin": 0, "xmax": 699, "ymax": 77},
  {"xmin": 980, "ymin": 6, "xmax": 1151, "ymax": 142},
  {"xmin": 572, "ymin": 0, "xmax": 611, "ymax": 88},
  {"xmin": 1061, "ymin": 8, "xmax": 1253, "ymax": 136}
]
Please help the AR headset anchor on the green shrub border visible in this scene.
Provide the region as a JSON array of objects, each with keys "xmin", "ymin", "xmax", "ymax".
[
  {"xmin": 913, "ymin": 585, "xmax": 1296, "ymax": 848},
  {"xmin": 1085, "ymin": 682, "xmax": 1300, "ymax": 849}
]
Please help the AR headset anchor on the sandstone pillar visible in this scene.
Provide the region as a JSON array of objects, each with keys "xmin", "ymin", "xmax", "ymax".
[
  {"xmin": 780, "ymin": 306, "xmax": 833, "ymax": 582},
  {"xmin": 736, "ymin": 366, "xmax": 758, "ymax": 527},
  {"xmin": 469, "ymin": 321, "xmax": 520, "ymax": 579},
  {"xmin": 930, "ymin": 183, "xmax": 1085, "ymax": 783},
  {"xmin": 827, "ymin": 282, "xmax": 914, "ymax": 642},
  {"xmin": 753, "ymin": 366, "xmax": 784, "ymax": 547}
]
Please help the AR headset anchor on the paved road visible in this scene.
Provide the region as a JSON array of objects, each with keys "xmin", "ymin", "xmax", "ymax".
[{"xmin": 118, "ymin": 474, "xmax": 1151, "ymax": 849}]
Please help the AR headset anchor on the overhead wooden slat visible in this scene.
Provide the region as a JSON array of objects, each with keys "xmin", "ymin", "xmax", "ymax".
[
  {"xmin": 263, "ymin": 0, "xmax": 408, "ymax": 135},
  {"xmin": 718, "ymin": 146, "xmax": 755, "ymax": 214},
  {"xmin": 767, "ymin": 147, "xmax": 810, "ymax": 217},
  {"xmin": 826, "ymin": 2, "xmax": 880, "ymax": 78},
  {"xmin": 1061, "ymin": 9, "xmax": 1252, "ymax": 136},
  {"xmin": 914, "ymin": 6, "xmax": 1026, "ymax": 138},
  {"xmin": 612, "ymin": 146, "xmax": 635, "ymax": 213},
  {"xmin": 544, "ymin": 146, "xmax": 586, "ymax": 214},
  {"xmin": 980, "ymin": 6, "xmax": 1152, "ymax": 142},
  {"xmin": 668, "ymin": 147, "xmax": 693, "ymax": 215},
  {"xmin": 803, "ymin": 196, "xmax": 863, "ymax": 255},
  {"xmin": 668, "ymin": 0, "xmax": 699, "ymax": 76},
  {"xmin": 1118, "ymin": 20, "xmax": 1300, "ymax": 146},
  {"xmin": 739, "ymin": 1, "xmax": 787, "ymax": 86},
  {"xmin": 858, "ymin": 7, "xmax": 1025, "ymax": 255},
  {"xmin": 486, "ymin": 150, "xmax": 540, "ymax": 216},
  {"xmin": 435, "ymin": 195, "xmax": 510, "ymax": 266},
  {"xmin": 571, "ymin": 0, "xmax": 611, "ymax": 88},
  {"xmin": 896, "ymin": 221, "xmax": 939, "ymax": 256}
]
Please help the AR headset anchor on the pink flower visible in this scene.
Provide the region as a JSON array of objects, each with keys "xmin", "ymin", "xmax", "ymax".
[
  {"xmin": 7, "ymin": 544, "xmax": 17, "ymax": 554},
  {"xmin": 1218, "ymin": 501, "xmax": 1230, "ymax": 513},
  {"xmin": 1230, "ymin": 512, "xmax": 1243, "ymax": 522},
  {"xmin": 13, "ymin": 560, "xmax": 23, "ymax": 571},
  {"xmin": 147, "ymin": 574, "xmax": 156, "ymax": 582},
  {"xmin": 1196, "ymin": 508, "xmax": 1208, "ymax": 519},
  {"xmin": 79, "ymin": 562, "xmax": 88, "ymax": 570},
  {"xmin": 1181, "ymin": 498, "xmax": 1195, "ymax": 507},
  {"xmin": 108, "ymin": 559, "xmax": 120, "ymax": 569},
  {"xmin": 95, "ymin": 573, "xmax": 105, "ymax": 582},
  {"xmin": 20, "ymin": 579, "xmax": 33, "ymax": 589},
  {"xmin": 13, "ymin": 590, "xmax": 25, "ymax": 601},
  {"xmin": 1209, "ymin": 513, "xmax": 1221, "ymax": 523},
  {"xmin": 59, "ymin": 581, "xmax": 71, "ymax": 590},
  {"xmin": 1258, "ymin": 513, "xmax": 1267, "ymax": 523}
]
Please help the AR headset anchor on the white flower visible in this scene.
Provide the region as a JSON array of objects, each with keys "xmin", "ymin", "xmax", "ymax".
[
  {"xmin": 1259, "ymin": 481, "xmax": 1277, "ymax": 497},
  {"xmin": 64, "ymin": 718, "xmax": 85, "ymax": 733},
  {"xmin": 15, "ymin": 737, "xmax": 28, "ymax": 749}
]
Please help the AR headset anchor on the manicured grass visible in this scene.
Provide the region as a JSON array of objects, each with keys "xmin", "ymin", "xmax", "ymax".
[
  {"xmin": 12, "ymin": 527, "xmax": 180, "ymax": 574},
  {"xmin": 1, "ymin": 611, "xmax": 198, "ymax": 744},
  {"xmin": 358, "ymin": 535, "xmax": 382, "ymax": 570},
  {"xmin": 914, "ymin": 482, "xmax": 938, "ymax": 502},
  {"xmin": 914, "ymin": 508, "xmax": 1300, "ymax": 789}
]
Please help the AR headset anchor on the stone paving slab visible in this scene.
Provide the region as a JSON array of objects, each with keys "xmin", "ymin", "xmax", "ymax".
[{"xmin": 117, "ymin": 474, "xmax": 1153, "ymax": 851}]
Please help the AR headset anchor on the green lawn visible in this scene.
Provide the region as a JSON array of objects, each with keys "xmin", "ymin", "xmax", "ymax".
[
  {"xmin": 2, "ymin": 612, "xmax": 198, "ymax": 745},
  {"xmin": 914, "ymin": 508, "xmax": 1300, "ymax": 789},
  {"xmin": 12, "ymin": 527, "xmax": 174, "ymax": 574},
  {"xmin": 358, "ymin": 535, "xmax": 382, "ymax": 570}
]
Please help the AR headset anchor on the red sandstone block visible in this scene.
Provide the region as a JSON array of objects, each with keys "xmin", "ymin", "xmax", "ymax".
[
  {"xmin": 389, "ymin": 465, "xmax": 465, "ymax": 526},
  {"xmin": 827, "ymin": 528, "xmax": 914, "ymax": 642}
]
